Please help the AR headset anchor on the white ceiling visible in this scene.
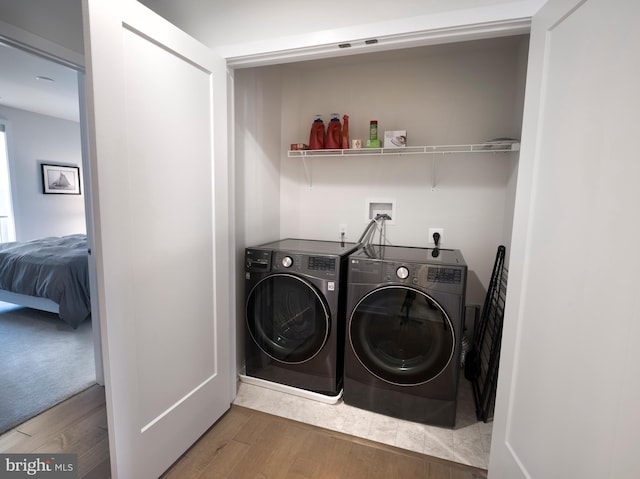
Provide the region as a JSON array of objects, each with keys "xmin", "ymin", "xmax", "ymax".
[{"xmin": 0, "ymin": 40, "xmax": 80, "ymax": 122}]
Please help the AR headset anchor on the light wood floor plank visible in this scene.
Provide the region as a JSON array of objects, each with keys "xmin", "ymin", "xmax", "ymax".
[
  {"xmin": 16, "ymin": 385, "xmax": 106, "ymax": 437},
  {"xmin": 261, "ymin": 423, "xmax": 310, "ymax": 478},
  {"xmin": 308, "ymin": 435, "xmax": 352, "ymax": 479},
  {"xmin": 81, "ymin": 457, "xmax": 111, "ymax": 479},
  {"xmin": 0, "ymin": 430, "xmax": 30, "ymax": 451},
  {"xmin": 194, "ymin": 440, "xmax": 251, "ymax": 479},
  {"xmin": 77, "ymin": 436, "xmax": 111, "ymax": 479},
  {"xmin": 374, "ymin": 447, "xmax": 428, "ymax": 478},
  {"xmin": 429, "ymin": 461, "xmax": 453, "ymax": 479},
  {"xmin": 224, "ymin": 440, "xmax": 273, "ymax": 478},
  {"xmin": 162, "ymin": 405, "xmax": 253, "ymax": 479},
  {"xmin": 231, "ymin": 412, "xmax": 278, "ymax": 446},
  {"xmin": 284, "ymin": 430, "xmax": 335, "ymax": 478},
  {"xmin": 32, "ymin": 402, "xmax": 108, "ymax": 455},
  {"xmin": 345, "ymin": 441, "xmax": 377, "ymax": 479}
]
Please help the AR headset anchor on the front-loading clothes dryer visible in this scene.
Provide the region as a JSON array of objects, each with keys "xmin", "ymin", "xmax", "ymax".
[
  {"xmin": 244, "ymin": 238, "xmax": 359, "ymax": 397},
  {"xmin": 344, "ymin": 244, "xmax": 467, "ymax": 427}
]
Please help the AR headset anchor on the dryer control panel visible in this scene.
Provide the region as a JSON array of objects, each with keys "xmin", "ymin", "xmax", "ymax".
[
  {"xmin": 427, "ymin": 266, "xmax": 463, "ymax": 284},
  {"xmin": 380, "ymin": 262, "xmax": 466, "ymax": 295}
]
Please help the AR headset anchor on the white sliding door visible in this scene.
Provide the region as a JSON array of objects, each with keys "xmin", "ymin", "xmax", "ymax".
[
  {"xmin": 82, "ymin": 0, "xmax": 231, "ymax": 477},
  {"xmin": 490, "ymin": 0, "xmax": 640, "ymax": 477}
]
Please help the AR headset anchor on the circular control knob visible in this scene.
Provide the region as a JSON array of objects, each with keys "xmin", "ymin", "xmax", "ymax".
[
  {"xmin": 396, "ymin": 266, "xmax": 409, "ymax": 279},
  {"xmin": 281, "ymin": 256, "xmax": 293, "ymax": 268}
]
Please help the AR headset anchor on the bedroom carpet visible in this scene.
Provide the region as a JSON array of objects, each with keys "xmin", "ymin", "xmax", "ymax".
[{"xmin": 0, "ymin": 301, "xmax": 96, "ymax": 435}]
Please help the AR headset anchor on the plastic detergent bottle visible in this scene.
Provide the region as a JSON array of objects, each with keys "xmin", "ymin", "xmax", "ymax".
[
  {"xmin": 367, "ymin": 120, "xmax": 381, "ymax": 148},
  {"xmin": 342, "ymin": 114, "xmax": 350, "ymax": 149},
  {"xmin": 309, "ymin": 114, "xmax": 325, "ymax": 150},
  {"xmin": 325, "ymin": 113, "xmax": 342, "ymax": 149}
]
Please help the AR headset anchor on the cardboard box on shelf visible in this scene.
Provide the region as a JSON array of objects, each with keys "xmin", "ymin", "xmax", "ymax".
[{"xmin": 384, "ymin": 131, "xmax": 407, "ymax": 148}]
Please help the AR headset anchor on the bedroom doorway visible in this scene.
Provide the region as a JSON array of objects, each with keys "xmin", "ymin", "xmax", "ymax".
[
  {"xmin": 0, "ymin": 37, "xmax": 103, "ymax": 432},
  {"xmin": 0, "ymin": 122, "xmax": 16, "ymax": 243}
]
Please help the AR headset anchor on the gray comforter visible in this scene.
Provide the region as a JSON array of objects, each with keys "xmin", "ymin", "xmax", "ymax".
[{"xmin": 0, "ymin": 234, "xmax": 90, "ymax": 328}]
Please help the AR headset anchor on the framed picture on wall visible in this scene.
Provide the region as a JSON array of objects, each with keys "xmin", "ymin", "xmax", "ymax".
[{"xmin": 41, "ymin": 164, "xmax": 81, "ymax": 195}]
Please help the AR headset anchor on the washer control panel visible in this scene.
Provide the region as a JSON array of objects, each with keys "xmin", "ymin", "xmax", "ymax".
[
  {"xmin": 308, "ymin": 256, "xmax": 337, "ymax": 272},
  {"xmin": 246, "ymin": 249, "xmax": 272, "ymax": 272},
  {"xmin": 269, "ymin": 252, "xmax": 338, "ymax": 278}
]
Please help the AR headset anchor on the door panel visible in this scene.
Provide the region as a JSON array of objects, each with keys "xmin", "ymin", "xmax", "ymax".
[
  {"xmin": 489, "ymin": 0, "xmax": 640, "ymax": 477},
  {"xmin": 349, "ymin": 286, "xmax": 455, "ymax": 385},
  {"xmin": 125, "ymin": 26, "xmax": 217, "ymax": 431},
  {"xmin": 82, "ymin": 0, "xmax": 231, "ymax": 477},
  {"xmin": 246, "ymin": 274, "xmax": 330, "ymax": 363}
]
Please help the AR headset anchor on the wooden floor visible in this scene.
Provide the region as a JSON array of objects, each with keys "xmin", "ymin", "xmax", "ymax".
[
  {"xmin": 0, "ymin": 384, "xmax": 110, "ymax": 479},
  {"xmin": 0, "ymin": 385, "xmax": 488, "ymax": 479}
]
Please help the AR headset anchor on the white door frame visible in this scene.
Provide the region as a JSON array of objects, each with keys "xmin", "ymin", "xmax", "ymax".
[{"xmin": 4, "ymin": 2, "xmax": 560, "ymax": 476}]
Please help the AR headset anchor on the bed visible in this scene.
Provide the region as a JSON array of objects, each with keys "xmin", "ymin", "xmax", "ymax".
[{"xmin": 0, "ymin": 234, "xmax": 90, "ymax": 329}]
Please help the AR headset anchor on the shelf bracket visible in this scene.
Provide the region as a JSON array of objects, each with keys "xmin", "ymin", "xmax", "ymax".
[
  {"xmin": 431, "ymin": 153, "xmax": 436, "ymax": 191},
  {"xmin": 302, "ymin": 157, "xmax": 312, "ymax": 188},
  {"xmin": 430, "ymin": 151, "xmax": 448, "ymax": 190}
]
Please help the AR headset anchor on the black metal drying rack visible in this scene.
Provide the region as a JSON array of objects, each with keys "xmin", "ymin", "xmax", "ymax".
[{"xmin": 465, "ymin": 245, "xmax": 508, "ymax": 422}]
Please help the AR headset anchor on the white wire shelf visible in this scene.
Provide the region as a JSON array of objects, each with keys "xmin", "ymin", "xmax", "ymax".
[{"xmin": 287, "ymin": 142, "xmax": 520, "ymax": 157}]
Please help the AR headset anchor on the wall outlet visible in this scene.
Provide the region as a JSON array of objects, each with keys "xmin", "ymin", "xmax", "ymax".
[
  {"xmin": 340, "ymin": 224, "xmax": 348, "ymax": 239},
  {"xmin": 428, "ymin": 228, "xmax": 444, "ymax": 246}
]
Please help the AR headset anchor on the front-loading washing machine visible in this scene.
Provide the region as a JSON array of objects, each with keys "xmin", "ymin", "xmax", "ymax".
[
  {"xmin": 244, "ymin": 238, "xmax": 359, "ymax": 398},
  {"xmin": 344, "ymin": 244, "xmax": 467, "ymax": 427}
]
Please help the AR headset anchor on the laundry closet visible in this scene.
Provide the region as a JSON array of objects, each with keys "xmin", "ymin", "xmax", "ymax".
[{"xmin": 236, "ymin": 33, "xmax": 528, "ymax": 307}]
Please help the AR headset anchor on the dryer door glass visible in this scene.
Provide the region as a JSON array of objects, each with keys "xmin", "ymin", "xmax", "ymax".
[
  {"xmin": 246, "ymin": 274, "xmax": 330, "ymax": 364},
  {"xmin": 349, "ymin": 286, "xmax": 455, "ymax": 385}
]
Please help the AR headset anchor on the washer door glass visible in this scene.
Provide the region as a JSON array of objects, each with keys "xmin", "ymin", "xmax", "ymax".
[
  {"xmin": 349, "ymin": 286, "xmax": 455, "ymax": 385},
  {"xmin": 246, "ymin": 274, "xmax": 330, "ymax": 364}
]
